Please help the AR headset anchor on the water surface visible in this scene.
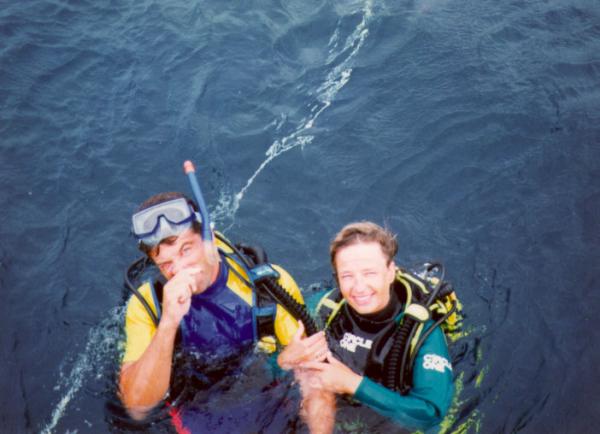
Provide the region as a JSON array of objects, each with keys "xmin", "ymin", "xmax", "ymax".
[{"xmin": 1, "ymin": 0, "xmax": 599, "ymax": 433}]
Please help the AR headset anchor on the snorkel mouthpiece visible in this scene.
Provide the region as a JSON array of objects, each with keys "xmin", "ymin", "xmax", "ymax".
[{"xmin": 183, "ymin": 160, "xmax": 217, "ymax": 265}]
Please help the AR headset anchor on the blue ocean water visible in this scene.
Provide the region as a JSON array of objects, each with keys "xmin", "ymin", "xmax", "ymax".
[{"xmin": 1, "ymin": 0, "xmax": 599, "ymax": 432}]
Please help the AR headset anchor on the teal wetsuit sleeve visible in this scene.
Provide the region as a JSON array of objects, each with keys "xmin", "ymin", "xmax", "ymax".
[{"xmin": 353, "ymin": 325, "xmax": 454, "ymax": 430}]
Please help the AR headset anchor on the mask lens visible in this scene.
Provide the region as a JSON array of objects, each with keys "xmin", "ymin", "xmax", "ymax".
[
  {"xmin": 140, "ymin": 218, "xmax": 193, "ymax": 247},
  {"xmin": 132, "ymin": 198, "xmax": 194, "ymax": 238}
]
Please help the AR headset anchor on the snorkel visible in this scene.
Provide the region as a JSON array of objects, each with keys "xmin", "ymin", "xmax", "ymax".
[{"xmin": 183, "ymin": 160, "xmax": 218, "ymax": 264}]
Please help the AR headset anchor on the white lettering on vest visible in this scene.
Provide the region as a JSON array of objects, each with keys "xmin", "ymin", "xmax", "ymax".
[
  {"xmin": 422, "ymin": 354, "xmax": 452, "ymax": 373},
  {"xmin": 339, "ymin": 332, "xmax": 373, "ymax": 353}
]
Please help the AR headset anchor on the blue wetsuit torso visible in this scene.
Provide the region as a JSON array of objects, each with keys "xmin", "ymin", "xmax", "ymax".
[{"xmin": 179, "ymin": 258, "xmax": 254, "ymax": 362}]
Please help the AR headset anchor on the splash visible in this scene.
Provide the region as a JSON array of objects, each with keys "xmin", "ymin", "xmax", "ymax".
[
  {"xmin": 40, "ymin": 306, "xmax": 125, "ymax": 434},
  {"xmin": 212, "ymin": 0, "xmax": 374, "ymax": 228}
]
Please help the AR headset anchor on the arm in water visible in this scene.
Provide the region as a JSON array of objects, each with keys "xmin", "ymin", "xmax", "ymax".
[
  {"xmin": 119, "ymin": 268, "xmax": 199, "ymax": 419},
  {"xmin": 277, "ymin": 323, "xmax": 337, "ymax": 434}
]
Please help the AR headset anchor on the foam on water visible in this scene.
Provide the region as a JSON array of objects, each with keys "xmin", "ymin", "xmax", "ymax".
[
  {"xmin": 212, "ymin": 0, "xmax": 374, "ymax": 228},
  {"xmin": 40, "ymin": 306, "xmax": 125, "ymax": 434}
]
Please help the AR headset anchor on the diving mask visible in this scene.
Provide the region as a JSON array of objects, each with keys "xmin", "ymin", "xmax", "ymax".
[{"xmin": 132, "ymin": 197, "xmax": 200, "ymax": 247}]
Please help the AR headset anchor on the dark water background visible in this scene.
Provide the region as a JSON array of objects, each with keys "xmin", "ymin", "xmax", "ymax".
[{"xmin": 1, "ymin": 0, "xmax": 599, "ymax": 433}]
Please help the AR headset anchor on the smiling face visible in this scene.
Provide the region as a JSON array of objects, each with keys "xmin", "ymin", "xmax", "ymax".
[
  {"xmin": 149, "ymin": 228, "xmax": 219, "ymax": 294},
  {"xmin": 334, "ymin": 241, "xmax": 397, "ymax": 315}
]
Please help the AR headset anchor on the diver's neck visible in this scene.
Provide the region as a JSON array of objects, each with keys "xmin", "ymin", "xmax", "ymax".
[{"xmin": 208, "ymin": 255, "xmax": 222, "ymax": 286}]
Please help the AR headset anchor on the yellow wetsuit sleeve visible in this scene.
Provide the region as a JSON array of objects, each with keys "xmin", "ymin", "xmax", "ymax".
[
  {"xmin": 122, "ymin": 282, "xmax": 158, "ymax": 364},
  {"xmin": 272, "ymin": 264, "xmax": 304, "ymax": 346}
]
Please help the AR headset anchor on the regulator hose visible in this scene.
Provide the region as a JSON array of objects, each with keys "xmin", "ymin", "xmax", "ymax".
[
  {"xmin": 384, "ymin": 316, "xmax": 417, "ymax": 393},
  {"xmin": 254, "ymin": 275, "xmax": 319, "ymax": 337}
]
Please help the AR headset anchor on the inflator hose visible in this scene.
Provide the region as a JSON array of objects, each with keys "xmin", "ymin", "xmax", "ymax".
[
  {"xmin": 254, "ymin": 276, "xmax": 320, "ymax": 337},
  {"xmin": 384, "ymin": 316, "xmax": 417, "ymax": 393}
]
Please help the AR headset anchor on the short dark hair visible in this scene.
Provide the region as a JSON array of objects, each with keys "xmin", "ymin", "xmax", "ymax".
[
  {"xmin": 137, "ymin": 191, "xmax": 195, "ymax": 213},
  {"xmin": 329, "ymin": 221, "xmax": 398, "ymax": 269},
  {"xmin": 136, "ymin": 191, "xmax": 201, "ymax": 255}
]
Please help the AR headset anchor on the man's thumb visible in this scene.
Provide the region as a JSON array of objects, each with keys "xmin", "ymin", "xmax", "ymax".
[{"xmin": 293, "ymin": 320, "xmax": 305, "ymax": 341}]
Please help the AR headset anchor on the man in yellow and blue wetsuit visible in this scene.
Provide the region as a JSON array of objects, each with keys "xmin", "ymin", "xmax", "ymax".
[
  {"xmin": 119, "ymin": 190, "xmax": 318, "ymax": 430},
  {"xmin": 278, "ymin": 221, "xmax": 455, "ymax": 434}
]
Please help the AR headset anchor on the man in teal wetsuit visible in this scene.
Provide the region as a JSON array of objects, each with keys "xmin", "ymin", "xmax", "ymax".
[{"xmin": 278, "ymin": 221, "xmax": 454, "ymax": 433}]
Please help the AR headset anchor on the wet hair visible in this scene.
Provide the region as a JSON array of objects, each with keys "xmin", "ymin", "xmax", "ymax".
[
  {"xmin": 137, "ymin": 191, "xmax": 195, "ymax": 213},
  {"xmin": 136, "ymin": 191, "xmax": 201, "ymax": 255},
  {"xmin": 329, "ymin": 221, "xmax": 398, "ymax": 269}
]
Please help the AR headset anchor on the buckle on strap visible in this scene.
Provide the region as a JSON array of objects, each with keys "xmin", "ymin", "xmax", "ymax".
[
  {"xmin": 249, "ymin": 263, "xmax": 280, "ymax": 283},
  {"xmin": 255, "ymin": 305, "xmax": 276, "ymax": 318},
  {"xmin": 404, "ymin": 303, "xmax": 430, "ymax": 322}
]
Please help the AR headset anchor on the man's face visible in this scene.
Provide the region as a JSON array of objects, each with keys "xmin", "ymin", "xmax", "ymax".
[
  {"xmin": 149, "ymin": 228, "xmax": 217, "ymax": 294},
  {"xmin": 335, "ymin": 241, "xmax": 396, "ymax": 315}
]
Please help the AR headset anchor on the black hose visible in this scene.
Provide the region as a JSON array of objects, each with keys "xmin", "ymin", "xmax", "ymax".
[
  {"xmin": 124, "ymin": 256, "xmax": 159, "ymax": 327},
  {"xmin": 424, "ymin": 262, "xmax": 445, "ymax": 305},
  {"xmin": 398, "ymin": 319, "xmax": 422, "ymax": 394},
  {"xmin": 124, "ymin": 256, "xmax": 148, "ymax": 293},
  {"xmin": 384, "ymin": 316, "xmax": 416, "ymax": 392},
  {"xmin": 255, "ymin": 276, "xmax": 319, "ymax": 337}
]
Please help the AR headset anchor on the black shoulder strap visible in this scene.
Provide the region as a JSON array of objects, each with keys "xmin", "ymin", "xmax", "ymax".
[
  {"xmin": 154, "ymin": 276, "xmax": 166, "ymax": 306},
  {"xmin": 315, "ymin": 287, "xmax": 344, "ymax": 329},
  {"xmin": 234, "ymin": 242, "xmax": 269, "ymax": 268}
]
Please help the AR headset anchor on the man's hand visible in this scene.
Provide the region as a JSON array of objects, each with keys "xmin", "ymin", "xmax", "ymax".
[
  {"xmin": 160, "ymin": 267, "xmax": 203, "ymax": 329},
  {"xmin": 277, "ymin": 321, "xmax": 329, "ymax": 370},
  {"xmin": 301, "ymin": 352, "xmax": 363, "ymax": 395}
]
